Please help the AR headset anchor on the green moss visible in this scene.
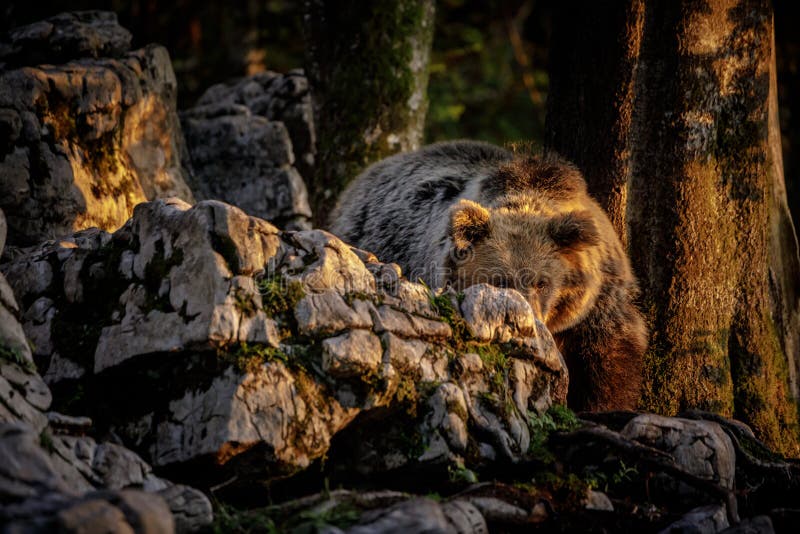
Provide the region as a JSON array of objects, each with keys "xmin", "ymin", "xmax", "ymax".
[
  {"xmin": 429, "ymin": 292, "xmax": 470, "ymax": 345},
  {"xmin": 730, "ymin": 312, "xmax": 800, "ymax": 456},
  {"xmin": 0, "ymin": 344, "xmax": 36, "ymax": 373},
  {"xmin": 448, "ymin": 459, "xmax": 478, "ymax": 484},
  {"xmin": 258, "ymin": 276, "xmax": 305, "ymax": 318},
  {"xmin": 219, "ymin": 342, "xmax": 289, "ymax": 374},
  {"xmin": 394, "ymin": 375, "xmax": 419, "ymax": 416},
  {"xmin": 233, "ymin": 288, "xmax": 258, "ymax": 317},
  {"xmin": 39, "ymin": 429, "xmax": 55, "ymax": 454},
  {"xmin": 343, "ymin": 291, "xmax": 384, "ymax": 307},
  {"xmin": 309, "ymin": 0, "xmax": 434, "ymax": 220}
]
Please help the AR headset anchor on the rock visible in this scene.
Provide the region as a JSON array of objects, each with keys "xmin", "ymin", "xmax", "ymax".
[
  {"xmin": 0, "ymin": 13, "xmax": 193, "ymax": 248},
  {"xmin": 2, "ymin": 198, "xmax": 567, "ymax": 487},
  {"xmin": 192, "ymin": 69, "xmax": 316, "ymax": 185},
  {"xmin": 465, "ymin": 496, "xmax": 533, "ymax": 524},
  {"xmin": 322, "ymin": 330, "xmax": 383, "ymax": 379},
  {"xmin": 156, "ymin": 484, "xmax": 213, "ymax": 534},
  {"xmin": 181, "ymin": 108, "xmax": 311, "ymax": 229},
  {"xmin": 295, "ymin": 290, "xmax": 372, "ymax": 336},
  {"xmin": 349, "ymin": 497, "xmax": 486, "ymax": 534},
  {"xmin": 459, "ymin": 285, "xmax": 535, "ymax": 342},
  {"xmin": 0, "ymin": 11, "xmax": 132, "ymax": 67},
  {"xmin": 0, "ymin": 421, "xmax": 211, "ymax": 532},
  {"xmin": 657, "ymin": 504, "xmax": 729, "ymax": 534},
  {"xmin": 622, "ymin": 414, "xmax": 736, "ymax": 491},
  {"xmin": 182, "ymin": 70, "xmax": 315, "ymax": 229},
  {"xmin": 719, "ymin": 516, "xmax": 775, "ymax": 534},
  {"xmin": 0, "ymin": 231, "xmax": 50, "ymax": 431},
  {"xmin": 0, "ymin": 423, "xmax": 73, "ymax": 500},
  {"xmin": 584, "ymin": 490, "xmax": 614, "ymax": 512}
]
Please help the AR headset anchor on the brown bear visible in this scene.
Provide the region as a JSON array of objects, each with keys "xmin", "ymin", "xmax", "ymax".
[{"xmin": 330, "ymin": 141, "xmax": 647, "ymax": 411}]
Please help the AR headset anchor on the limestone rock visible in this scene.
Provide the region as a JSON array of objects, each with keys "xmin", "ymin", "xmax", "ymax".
[
  {"xmin": 2, "ymin": 198, "xmax": 567, "ymax": 486},
  {"xmin": 156, "ymin": 484, "xmax": 214, "ymax": 534},
  {"xmin": 182, "ymin": 70, "xmax": 314, "ymax": 229},
  {"xmin": 349, "ymin": 497, "xmax": 484, "ymax": 534},
  {"xmin": 0, "ymin": 421, "xmax": 212, "ymax": 532},
  {"xmin": 657, "ymin": 504, "xmax": 729, "ymax": 534},
  {"xmin": 193, "ymin": 69, "xmax": 316, "ymax": 184},
  {"xmin": 0, "ymin": 11, "xmax": 132, "ymax": 67},
  {"xmin": 622, "ymin": 414, "xmax": 736, "ymax": 491},
  {"xmin": 0, "ymin": 13, "xmax": 193, "ymax": 248},
  {"xmin": 460, "ymin": 284, "xmax": 536, "ymax": 342},
  {"xmin": 720, "ymin": 516, "xmax": 775, "ymax": 534}
]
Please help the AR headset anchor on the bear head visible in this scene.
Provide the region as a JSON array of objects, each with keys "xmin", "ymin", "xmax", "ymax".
[{"xmin": 446, "ymin": 198, "xmax": 602, "ymax": 333}]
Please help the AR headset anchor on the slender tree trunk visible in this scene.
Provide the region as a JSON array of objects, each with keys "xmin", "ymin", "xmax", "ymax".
[
  {"xmin": 303, "ymin": 0, "xmax": 435, "ymax": 226},
  {"xmin": 546, "ymin": 0, "xmax": 800, "ymax": 455}
]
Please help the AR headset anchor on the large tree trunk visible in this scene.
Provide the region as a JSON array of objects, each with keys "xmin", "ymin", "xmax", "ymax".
[
  {"xmin": 546, "ymin": 0, "xmax": 800, "ymax": 455},
  {"xmin": 303, "ymin": 0, "xmax": 435, "ymax": 226}
]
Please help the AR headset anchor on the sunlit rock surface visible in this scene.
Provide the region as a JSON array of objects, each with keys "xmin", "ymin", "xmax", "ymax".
[
  {"xmin": 0, "ymin": 11, "xmax": 193, "ymax": 248},
  {"xmin": 2, "ymin": 199, "xmax": 567, "ymax": 486}
]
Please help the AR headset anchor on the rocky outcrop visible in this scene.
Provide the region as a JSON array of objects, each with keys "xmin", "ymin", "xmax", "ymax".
[
  {"xmin": 0, "ymin": 207, "xmax": 211, "ymax": 533},
  {"xmin": 2, "ymin": 198, "xmax": 567, "ymax": 489},
  {"xmin": 181, "ymin": 71, "xmax": 314, "ymax": 230},
  {"xmin": 0, "ymin": 11, "xmax": 194, "ymax": 249},
  {"xmin": 5, "ymin": 198, "xmax": 800, "ymax": 532}
]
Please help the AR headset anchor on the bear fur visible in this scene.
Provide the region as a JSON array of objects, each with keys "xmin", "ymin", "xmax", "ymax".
[{"xmin": 330, "ymin": 140, "xmax": 647, "ymax": 411}]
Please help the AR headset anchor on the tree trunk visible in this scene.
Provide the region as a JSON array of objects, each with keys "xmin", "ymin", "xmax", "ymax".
[
  {"xmin": 303, "ymin": 0, "xmax": 435, "ymax": 226},
  {"xmin": 546, "ymin": 0, "xmax": 800, "ymax": 455}
]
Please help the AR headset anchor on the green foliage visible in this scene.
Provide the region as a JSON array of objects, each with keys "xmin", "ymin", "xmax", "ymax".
[
  {"xmin": 583, "ymin": 460, "xmax": 639, "ymax": 493},
  {"xmin": 212, "ymin": 503, "xmax": 278, "ymax": 534},
  {"xmin": 527, "ymin": 405, "xmax": 581, "ymax": 463},
  {"xmin": 212, "ymin": 500, "xmax": 360, "ymax": 533},
  {"xmin": 547, "ymin": 404, "xmax": 581, "ymax": 431},
  {"xmin": 425, "ymin": 0, "xmax": 548, "ymax": 145},
  {"xmin": 292, "ymin": 503, "xmax": 361, "ymax": 531},
  {"xmin": 400, "ymin": 429, "xmax": 428, "ymax": 460}
]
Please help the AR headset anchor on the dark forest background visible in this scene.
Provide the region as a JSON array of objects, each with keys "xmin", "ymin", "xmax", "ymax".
[{"xmin": 4, "ymin": 0, "xmax": 797, "ymax": 225}]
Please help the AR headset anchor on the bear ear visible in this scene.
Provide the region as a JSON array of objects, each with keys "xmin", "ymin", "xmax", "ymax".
[
  {"xmin": 450, "ymin": 200, "xmax": 491, "ymax": 250},
  {"xmin": 548, "ymin": 211, "xmax": 600, "ymax": 250}
]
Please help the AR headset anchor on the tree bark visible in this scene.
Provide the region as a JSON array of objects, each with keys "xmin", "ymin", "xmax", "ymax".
[
  {"xmin": 303, "ymin": 0, "xmax": 435, "ymax": 226},
  {"xmin": 546, "ymin": 0, "xmax": 800, "ymax": 455}
]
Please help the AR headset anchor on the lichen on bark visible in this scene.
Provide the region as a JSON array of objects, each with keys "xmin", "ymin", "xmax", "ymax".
[{"xmin": 303, "ymin": 0, "xmax": 435, "ymax": 225}]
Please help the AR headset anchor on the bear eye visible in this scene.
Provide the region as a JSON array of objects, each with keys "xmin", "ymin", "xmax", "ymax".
[{"xmin": 536, "ymin": 279, "xmax": 549, "ymax": 290}]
